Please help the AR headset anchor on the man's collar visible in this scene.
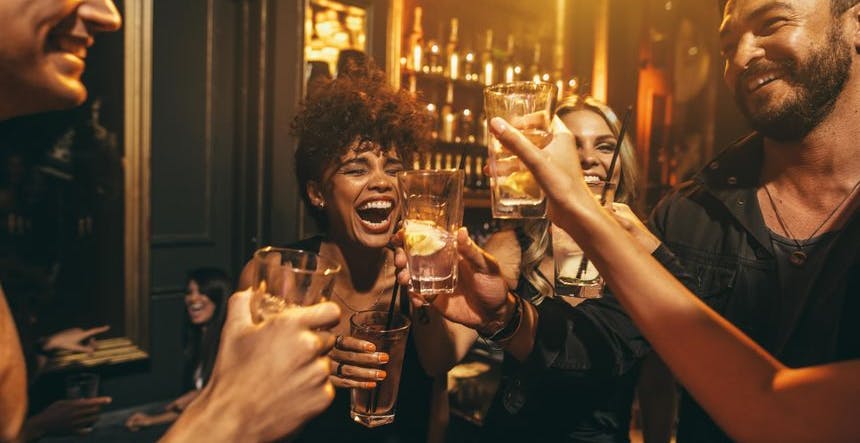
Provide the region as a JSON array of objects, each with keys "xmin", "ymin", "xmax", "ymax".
[{"xmin": 694, "ymin": 132, "xmax": 764, "ymax": 192}]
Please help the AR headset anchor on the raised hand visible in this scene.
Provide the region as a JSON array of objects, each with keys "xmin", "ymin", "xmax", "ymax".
[
  {"xmin": 43, "ymin": 325, "xmax": 110, "ymax": 354},
  {"xmin": 395, "ymin": 228, "xmax": 514, "ymax": 335},
  {"xmin": 26, "ymin": 397, "xmax": 112, "ymax": 437},
  {"xmin": 162, "ymin": 290, "xmax": 341, "ymax": 442},
  {"xmin": 610, "ymin": 202, "xmax": 661, "ymax": 253},
  {"xmin": 488, "ymin": 116, "xmax": 600, "ymax": 231}
]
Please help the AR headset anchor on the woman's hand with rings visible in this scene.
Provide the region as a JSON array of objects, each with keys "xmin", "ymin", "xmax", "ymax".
[{"xmin": 328, "ymin": 335, "xmax": 389, "ymax": 389}]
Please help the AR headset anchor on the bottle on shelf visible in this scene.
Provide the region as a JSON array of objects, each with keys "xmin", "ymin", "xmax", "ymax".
[
  {"xmin": 426, "ymin": 39, "xmax": 442, "ymax": 74},
  {"xmin": 440, "ymin": 82, "xmax": 455, "ymax": 142},
  {"xmin": 463, "ymin": 51, "xmax": 476, "ymax": 81},
  {"xmin": 458, "ymin": 109, "xmax": 476, "ymax": 144},
  {"xmin": 503, "ymin": 34, "xmax": 521, "ymax": 83},
  {"xmin": 425, "ymin": 103, "xmax": 439, "ymax": 140},
  {"xmin": 407, "ymin": 6, "xmax": 424, "ymax": 72},
  {"xmin": 446, "ymin": 18, "xmax": 460, "ymax": 80},
  {"xmin": 480, "ymin": 29, "xmax": 495, "ymax": 86},
  {"xmin": 529, "ymin": 42, "xmax": 542, "ymax": 83}
]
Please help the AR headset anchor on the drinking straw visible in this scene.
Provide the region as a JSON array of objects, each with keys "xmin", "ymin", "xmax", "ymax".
[
  {"xmin": 368, "ymin": 280, "xmax": 399, "ymax": 414},
  {"xmin": 575, "ymin": 106, "xmax": 633, "ymax": 282},
  {"xmin": 599, "ymin": 106, "xmax": 632, "ymax": 205}
]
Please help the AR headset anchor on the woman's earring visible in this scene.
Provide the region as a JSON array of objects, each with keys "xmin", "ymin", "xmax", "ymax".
[{"xmin": 318, "ymin": 201, "xmax": 326, "ymax": 209}]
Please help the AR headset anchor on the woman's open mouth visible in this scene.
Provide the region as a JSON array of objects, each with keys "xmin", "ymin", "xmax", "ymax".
[{"xmin": 355, "ymin": 199, "xmax": 395, "ymax": 232}]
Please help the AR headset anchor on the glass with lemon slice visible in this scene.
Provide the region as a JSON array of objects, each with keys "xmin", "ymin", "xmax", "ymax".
[
  {"xmin": 397, "ymin": 170, "xmax": 464, "ymax": 299},
  {"xmin": 484, "ymin": 81, "xmax": 557, "ymax": 218}
]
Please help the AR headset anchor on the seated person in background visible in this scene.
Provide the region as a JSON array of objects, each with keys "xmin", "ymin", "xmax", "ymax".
[
  {"xmin": 16, "ymin": 325, "xmax": 112, "ymax": 441},
  {"xmin": 474, "ymin": 95, "xmax": 680, "ymax": 442},
  {"xmin": 1, "ymin": 1, "xmax": 339, "ymax": 441},
  {"xmin": 126, "ymin": 268, "xmax": 231, "ymax": 431},
  {"xmin": 241, "ymin": 61, "xmax": 470, "ymax": 443}
]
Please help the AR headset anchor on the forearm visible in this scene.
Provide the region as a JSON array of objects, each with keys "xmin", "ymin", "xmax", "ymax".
[
  {"xmin": 161, "ymin": 386, "xmax": 246, "ymax": 442},
  {"xmin": 0, "ymin": 289, "xmax": 27, "ymax": 443},
  {"xmin": 412, "ymin": 307, "xmax": 476, "ymax": 375},
  {"xmin": 146, "ymin": 411, "xmax": 180, "ymax": 426},
  {"xmin": 501, "ymin": 298, "xmax": 536, "ymax": 362}
]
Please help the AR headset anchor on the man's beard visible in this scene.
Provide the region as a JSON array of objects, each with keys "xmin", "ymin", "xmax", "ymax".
[{"xmin": 734, "ymin": 24, "xmax": 852, "ymax": 142}]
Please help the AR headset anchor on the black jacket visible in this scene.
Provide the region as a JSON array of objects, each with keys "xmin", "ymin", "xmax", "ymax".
[
  {"xmin": 648, "ymin": 133, "xmax": 860, "ymax": 442},
  {"xmin": 482, "ymin": 236, "xmax": 695, "ymax": 442}
]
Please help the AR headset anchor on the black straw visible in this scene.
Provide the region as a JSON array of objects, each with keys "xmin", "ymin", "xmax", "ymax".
[
  {"xmin": 370, "ymin": 247, "xmax": 402, "ymax": 414},
  {"xmin": 575, "ymin": 106, "xmax": 633, "ymax": 282},
  {"xmin": 600, "ymin": 106, "xmax": 632, "ymax": 205}
]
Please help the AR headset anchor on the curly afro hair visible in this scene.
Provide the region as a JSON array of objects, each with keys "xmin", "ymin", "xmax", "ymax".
[{"xmin": 292, "ymin": 61, "xmax": 431, "ymax": 229}]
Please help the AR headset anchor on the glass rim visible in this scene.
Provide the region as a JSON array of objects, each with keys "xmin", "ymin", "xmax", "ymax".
[
  {"xmin": 349, "ymin": 309, "xmax": 411, "ymax": 333},
  {"xmin": 254, "ymin": 246, "xmax": 342, "ymax": 275},
  {"xmin": 484, "ymin": 80, "xmax": 558, "ymax": 96}
]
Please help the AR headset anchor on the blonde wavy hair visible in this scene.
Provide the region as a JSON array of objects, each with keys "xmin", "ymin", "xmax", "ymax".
[{"xmin": 520, "ymin": 95, "xmax": 639, "ymax": 303}]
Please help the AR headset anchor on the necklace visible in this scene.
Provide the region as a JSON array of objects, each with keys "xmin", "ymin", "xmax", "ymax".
[
  {"xmin": 330, "ymin": 259, "xmax": 394, "ymax": 313},
  {"xmin": 762, "ymin": 179, "xmax": 860, "ymax": 266},
  {"xmin": 332, "ymin": 285, "xmax": 392, "ymax": 312}
]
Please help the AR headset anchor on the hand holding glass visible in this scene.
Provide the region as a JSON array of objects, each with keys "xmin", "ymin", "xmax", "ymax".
[
  {"xmin": 553, "ymin": 181, "xmax": 617, "ymax": 298},
  {"xmin": 251, "ymin": 247, "xmax": 341, "ymax": 316},
  {"xmin": 349, "ymin": 310, "xmax": 411, "ymax": 428},
  {"xmin": 397, "ymin": 170, "xmax": 464, "ymax": 300},
  {"xmin": 483, "ymin": 81, "xmax": 557, "ymax": 218}
]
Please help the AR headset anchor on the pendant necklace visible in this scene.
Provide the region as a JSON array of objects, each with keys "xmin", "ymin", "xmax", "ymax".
[
  {"xmin": 331, "ymin": 260, "xmax": 393, "ymax": 312},
  {"xmin": 762, "ymin": 179, "xmax": 860, "ymax": 266}
]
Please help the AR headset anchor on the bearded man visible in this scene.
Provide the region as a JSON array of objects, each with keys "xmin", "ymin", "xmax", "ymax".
[{"xmin": 648, "ymin": 0, "xmax": 860, "ymax": 441}]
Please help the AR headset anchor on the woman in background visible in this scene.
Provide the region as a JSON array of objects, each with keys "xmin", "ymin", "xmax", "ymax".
[
  {"xmin": 126, "ymin": 268, "xmax": 231, "ymax": 431},
  {"xmin": 477, "ymin": 95, "xmax": 678, "ymax": 442}
]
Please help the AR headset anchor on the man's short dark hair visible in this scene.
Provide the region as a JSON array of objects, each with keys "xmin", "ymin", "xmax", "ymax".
[{"xmin": 718, "ymin": 0, "xmax": 859, "ymax": 16}]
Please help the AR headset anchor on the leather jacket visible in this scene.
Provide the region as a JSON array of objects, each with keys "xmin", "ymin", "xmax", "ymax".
[{"xmin": 648, "ymin": 133, "xmax": 860, "ymax": 442}]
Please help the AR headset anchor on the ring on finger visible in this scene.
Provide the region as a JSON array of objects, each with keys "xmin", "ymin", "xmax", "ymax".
[
  {"xmin": 335, "ymin": 334, "xmax": 344, "ymax": 348},
  {"xmin": 336, "ymin": 362, "xmax": 345, "ymax": 377}
]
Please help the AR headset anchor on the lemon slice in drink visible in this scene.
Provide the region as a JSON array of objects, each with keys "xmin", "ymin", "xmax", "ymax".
[
  {"xmin": 498, "ymin": 170, "xmax": 541, "ymax": 199},
  {"xmin": 404, "ymin": 221, "xmax": 447, "ymax": 256}
]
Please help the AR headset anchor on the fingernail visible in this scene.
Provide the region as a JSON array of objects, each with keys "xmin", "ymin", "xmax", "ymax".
[
  {"xmin": 376, "ymin": 370, "xmax": 387, "ymax": 380},
  {"xmin": 378, "ymin": 353, "xmax": 389, "ymax": 363},
  {"xmin": 364, "ymin": 382, "xmax": 377, "ymax": 389},
  {"xmin": 364, "ymin": 343, "xmax": 376, "ymax": 352},
  {"xmin": 490, "ymin": 117, "xmax": 508, "ymax": 135}
]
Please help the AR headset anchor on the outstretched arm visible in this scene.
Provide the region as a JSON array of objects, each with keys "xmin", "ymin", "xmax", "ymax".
[
  {"xmin": 0, "ymin": 287, "xmax": 26, "ymax": 442},
  {"xmin": 489, "ymin": 116, "xmax": 860, "ymax": 443}
]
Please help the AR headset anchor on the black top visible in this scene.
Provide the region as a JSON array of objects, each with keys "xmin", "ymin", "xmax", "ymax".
[
  {"xmin": 478, "ymin": 229, "xmax": 695, "ymax": 443},
  {"xmin": 288, "ymin": 236, "xmax": 434, "ymax": 443},
  {"xmin": 649, "ymin": 133, "xmax": 860, "ymax": 442}
]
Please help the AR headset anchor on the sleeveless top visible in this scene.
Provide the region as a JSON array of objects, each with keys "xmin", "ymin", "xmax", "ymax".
[{"xmin": 288, "ymin": 236, "xmax": 434, "ymax": 443}]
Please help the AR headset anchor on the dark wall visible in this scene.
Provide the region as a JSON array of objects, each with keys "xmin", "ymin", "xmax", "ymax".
[{"xmin": 100, "ymin": 0, "xmax": 239, "ymax": 408}]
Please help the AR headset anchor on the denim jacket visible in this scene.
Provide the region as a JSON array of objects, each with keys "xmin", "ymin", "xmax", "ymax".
[{"xmin": 648, "ymin": 133, "xmax": 860, "ymax": 442}]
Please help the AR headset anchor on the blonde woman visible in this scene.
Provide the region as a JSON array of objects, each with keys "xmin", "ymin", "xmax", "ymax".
[{"xmin": 475, "ymin": 95, "xmax": 687, "ymax": 442}]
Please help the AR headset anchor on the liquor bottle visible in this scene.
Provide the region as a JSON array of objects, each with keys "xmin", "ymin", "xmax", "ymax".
[
  {"xmin": 480, "ymin": 29, "xmax": 494, "ymax": 86},
  {"xmin": 425, "ymin": 103, "xmax": 439, "ymax": 140},
  {"xmin": 446, "ymin": 18, "xmax": 460, "ymax": 80},
  {"xmin": 459, "ymin": 108, "xmax": 475, "ymax": 144},
  {"xmin": 426, "ymin": 39, "xmax": 442, "ymax": 74},
  {"xmin": 477, "ymin": 112, "xmax": 488, "ymax": 146},
  {"xmin": 463, "ymin": 51, "xmax": 476, "ymax": 81},
  {"xmin": 529, "ymin": 43, "xmax": 542, "ymax": 83},
  {"xmin": 440, "ymin": 82, "xmax": 455, "ymax": 142},
  {"xmin": 407, "ymin": 7, "xmax": 424, "ymax": 72},
  {"xmin": 503, "ymin": 34, "xmax": 521, "ymax": 83}
]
